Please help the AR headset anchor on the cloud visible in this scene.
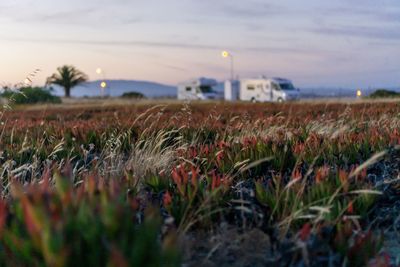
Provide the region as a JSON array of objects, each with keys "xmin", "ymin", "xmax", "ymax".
[
  {"xmin": 120, "ymin": 18, "xmax": 143, "ymax": 25},
  {"xmin": 311, "ymin": 25, "xmax": 400, "ymax": 41},
  {"xmin": 219, "ymin": 2, "xmax": 284, "ymax": 18},
  {"xmin": 320, "ymin": 5, "xmax": 400, "ymax": 24},
  {"xmin": 0, "ymin": 5, "xmax": 99, "ymax": 25},
  {"xmin": 23, "ymin": 7, "xmax": 97, "ymax": 23},
  {"xmin": 0, "ymin": 3, "xmax": 142, "ymax": 26},
  {"xmin": 159, "ymin": 64, "xmax": 187, "ymax": 72},
  {"xmin": 1, "ymin": 36, "xmax": 332, "ymax": 56},
  {"xmin": 0, "ymin": 2, "xmax": 17, "ymax": 17},
  {"xmin": 190, "ymin": 0, "xmax": 288, "ymax": 20}
]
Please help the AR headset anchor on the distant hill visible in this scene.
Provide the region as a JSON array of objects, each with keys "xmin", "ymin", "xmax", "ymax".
[
  {"xmin": 298, "ymin": 88, "xmax": 357, "ymax": 98},
  {"xmin": 50, "ymin": 80, "xmax": 177, "ymax": 98},
  {"xmin": 298, "ymin": 87, "xmax": 400, "ymax": 98}
]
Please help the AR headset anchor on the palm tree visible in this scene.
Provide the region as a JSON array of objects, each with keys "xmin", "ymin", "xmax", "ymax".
[{"xmin": 46, "ymin": 65, "xmax": 88, "ymax": 97}]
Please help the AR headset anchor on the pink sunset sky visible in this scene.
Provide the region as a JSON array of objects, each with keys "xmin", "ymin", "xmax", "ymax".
[{"xmin": 0, "ymin": 0, "xmax": 399, "ymax": 88}]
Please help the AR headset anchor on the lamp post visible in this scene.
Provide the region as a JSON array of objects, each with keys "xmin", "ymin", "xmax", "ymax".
[
  {"xmin": 96, "ymin": 68, "xmax": 108, "ymax": 97},
  {"xmin": 100, "ymin": 81, "xmax": 107, "ymax": 97},
  {"xmin": 222, "ymin": 51, "xmax": 234, "ymax": 81},
  {"xmin": 356, "ymin": 89, "xmax": 362, "ymax": 99}
]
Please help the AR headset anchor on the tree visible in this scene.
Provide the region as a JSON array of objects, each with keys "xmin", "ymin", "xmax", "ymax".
[{"xmin": 46, "ymin": 65, "xmax": 88, "ymax": 97}]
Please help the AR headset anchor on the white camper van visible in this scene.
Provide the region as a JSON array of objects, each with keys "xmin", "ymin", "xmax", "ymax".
[
  {"xmin": 177, "ymin": 78, "xmax": 221, "ymax": 100},
  {"xmin": 225, "ymin": 78, "xmax": 300, "ymax": 102}
]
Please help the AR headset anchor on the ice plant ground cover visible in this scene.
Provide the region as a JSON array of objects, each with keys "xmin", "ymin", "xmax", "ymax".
[{"xmin": 0, "ymin": 101, "xmax": 400, "ymax": 266}]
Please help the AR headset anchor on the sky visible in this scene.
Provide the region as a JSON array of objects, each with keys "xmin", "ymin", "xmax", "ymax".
[{"xmin": 0, "ymin": 0, "xmax": 399, "ymax": 88}]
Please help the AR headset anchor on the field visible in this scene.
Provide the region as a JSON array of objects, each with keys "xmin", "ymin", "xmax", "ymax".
[{"xmin": 0, "ymin": 100, "xmax": 400, "ymax": 266}]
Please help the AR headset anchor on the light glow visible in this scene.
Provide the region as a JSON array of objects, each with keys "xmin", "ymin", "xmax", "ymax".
[{"xmin": 221, "ymin": 51, "xmax": 229, "ymax": 58}]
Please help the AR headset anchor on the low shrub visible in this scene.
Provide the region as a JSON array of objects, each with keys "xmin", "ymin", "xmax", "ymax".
[
  {"xmin": 0, "ymin": 171, "xmax": 180, "ymax": 266},
  {"xmin": 121, "ymin": 91, "xmax": 145, "ymax": 99},
  {"xmin": 1, "ymin": 87, "xmax": 61, "ymax": 105},
  {"xmin": 369, "ymin": 89, "xmax": 400, "ymax": 99}
]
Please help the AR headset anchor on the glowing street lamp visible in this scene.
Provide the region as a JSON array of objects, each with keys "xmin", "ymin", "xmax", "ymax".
[
  {"xmin": 100, "ymin": 81, "xmax": 107, "ymax": 97},
  {"xmin": 356, "ymin": 89, "xmax": 362, "ymax": 98},
  {"xmin": 96, "ymin": 68, "xmax": 109, "ymax": 97},
  {"xmin": 221, "ymin": 50, "xmax": 234, "ymax": 81}
]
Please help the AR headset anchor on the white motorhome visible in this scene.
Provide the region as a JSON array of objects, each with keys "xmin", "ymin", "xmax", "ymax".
[
  {"xmin": 177, "ymin": 78, "xmax": 221, "ymax": 100},
  {"xmin": 225, "ymin": 77, "xmax": 300, "ymax": 102}
]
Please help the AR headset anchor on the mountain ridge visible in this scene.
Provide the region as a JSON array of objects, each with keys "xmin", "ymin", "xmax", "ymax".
[{"xmin": 51, "ymin": 79, "xmax": 177, "ymax": 98}]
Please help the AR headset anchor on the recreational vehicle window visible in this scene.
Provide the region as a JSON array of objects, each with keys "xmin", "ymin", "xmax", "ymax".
[
  {"xmin": 271, "ymin": 83, "xmax": 280, "ymax": 91},
  {"xmin": 199, "ymin": 86, "xmax": 213, "ymax": 93},
  {"xmin": 279, "ymin": 83, "xmax": 296, "ymax": 90},
  {"xmin": 247, "ymin": 85, "xmax": 255, "ymax": 90},
  {"xmin": 186, "ymin": 87, "xmax": 191, "ymax": 91}
]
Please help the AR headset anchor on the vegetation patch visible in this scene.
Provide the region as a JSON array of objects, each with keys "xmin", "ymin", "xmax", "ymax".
[
  {"xmin": 121, "ymin": 91, "xmax": 145, "ymax": 99},
  {"xmin": 369, "ymin": 89, "xmax": 400, "ymax": 99},
  {"xmin": 1, "ymin": 87, "xmax": 61, "ymax": 105}
]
